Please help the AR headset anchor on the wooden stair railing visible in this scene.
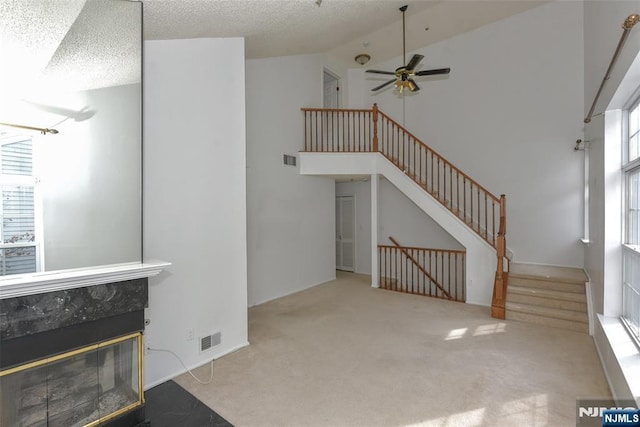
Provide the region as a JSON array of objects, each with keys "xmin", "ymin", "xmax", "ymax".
[
  {"xmin": 389, "ymin": 236, "xmax": 453, "ymax": 300},
  {"xmin": 379, "ymin": 237, "xmax": 466, "ymax": 302},
  {"xmin": 302, "ymin": 104, "xmax": 508, "ymax": 317}
]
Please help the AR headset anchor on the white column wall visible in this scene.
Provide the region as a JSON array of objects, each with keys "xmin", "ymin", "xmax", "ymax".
[
  {"xmin": 246, "ymin": 53, "xmax": 337, "ymax": 306},
  {"xmin": 371, "ymin": 175, "xmax": 379, "ymax": 287},
  {"xmin": 143, "ymin": 38, "xmax": 248, "ymax": 388}
]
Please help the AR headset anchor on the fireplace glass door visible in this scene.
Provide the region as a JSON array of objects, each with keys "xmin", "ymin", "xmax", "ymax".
[{"xmin": 0, "ymin": 332, "xmax": 143, "ymax": 427}]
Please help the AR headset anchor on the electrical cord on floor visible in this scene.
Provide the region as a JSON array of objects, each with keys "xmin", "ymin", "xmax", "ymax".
[{"xmin": 147, "ymin": 347, "xmax": 215, "ymax": 385}]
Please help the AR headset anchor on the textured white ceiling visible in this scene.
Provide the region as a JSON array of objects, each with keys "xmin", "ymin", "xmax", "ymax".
[
  {"xmin": 143, "ymin": 0, "xmax": 548, "ymax": 66},
  {"xmin": 0, "ymin": 0, "xmax": 546, "ymax": 101},
  {"xmin": 0, "ymin": 0, "xmax": 140, "ymax": 98}
]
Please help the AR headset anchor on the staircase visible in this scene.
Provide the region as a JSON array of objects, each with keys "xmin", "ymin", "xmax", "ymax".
[
  {"xmin": 300, "ymin": 104, "xmax": 508, "ymax": 315},
  {"xmin": 505, "ymin": 263, "xmax": 589, "ymax": 333}
]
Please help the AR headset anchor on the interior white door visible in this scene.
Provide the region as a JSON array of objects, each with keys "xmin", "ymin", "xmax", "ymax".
[
  {"xmin": 323, "ymin": 71, "xmax": 339, "ymax": 109},
  {"xmin": 336, "ymin": 196, "xmax": 355, "ymax": 271}
]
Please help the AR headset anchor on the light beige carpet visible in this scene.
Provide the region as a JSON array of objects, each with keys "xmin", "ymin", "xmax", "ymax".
[{"xmin": 175, "ymin": 271, "xmax": 610, "ymax": 427}]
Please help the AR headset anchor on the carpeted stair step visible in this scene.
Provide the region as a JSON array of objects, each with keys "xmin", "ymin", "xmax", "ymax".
[
  {"xmin": 507, "ymin": 286, "xmax": 587, "ymax": 312},
  {"xmin": 505, "ymin": 307, "xmax": 589, "ymax": 333},
  {"xmin": 505, "ymin": 263, "xmax": 589, "ymax": 333},
  {"xmin": 506, "ymin": 301, "xmax": 588, "ymax": 323}
]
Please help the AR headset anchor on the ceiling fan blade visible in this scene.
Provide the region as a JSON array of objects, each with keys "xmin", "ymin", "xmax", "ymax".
[
  {"xmin": 406, "ymin": 54, "xmax": 424, "ymax": 71},
  {"xmin": 372, "ymin": 79, "xmax": 397, "ymax": 92},
  {"xmin": 415, "ymin": 68, "xmax": 451, "ymax": 76},
  {"xmin": 366, "ymin": 69, "xmax": 396, "ymax": 75},
  {"xmin": 407, "ymin": 79, "xmax": 420, "ymax": 92}
]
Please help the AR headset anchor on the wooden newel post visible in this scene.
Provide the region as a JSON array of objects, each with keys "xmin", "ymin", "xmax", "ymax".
[
  {"xmin": 372, "ymin": 103, "xmax": 379, "ymax": 152},
  {"xmin": 491, "ymin": 194, "xmax": 508, "ymax": 319}
]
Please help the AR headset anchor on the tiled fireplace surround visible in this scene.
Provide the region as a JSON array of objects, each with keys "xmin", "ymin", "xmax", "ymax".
[{"xmin": 0, "ymin": 277, "xmax": 150, "ymax": 426}]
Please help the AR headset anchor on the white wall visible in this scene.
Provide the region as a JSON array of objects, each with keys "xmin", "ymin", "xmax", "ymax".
[
  {"xmin": 143, "ymin": 38, "xmax": 248, "ymax": 387},
  {"xmin": 583, "ymin": 0, "xmax": 640, "ymax": 406},
  {"xmin": 336, "ymin": 178, "xmax": 462, "ymax": 275},
  {"xmin": 39, "ymin": 83, "xmax": 141, "ymax": 271},
  {"xmin": 349, "ymin": 1, "xmax": 585, "ymax": 267},
  {"xmin": 246, "ymin": 53, "xmax": 337, "ymax": 306}
]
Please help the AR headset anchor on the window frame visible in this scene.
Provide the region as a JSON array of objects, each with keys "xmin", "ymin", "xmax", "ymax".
[
  {"xmin": 0, "ymin": 134, "xmax": 42, "ymax": 275},
  {"xmin": 622, "ymin": 96, "xmax": 640, "ymax": 345}
]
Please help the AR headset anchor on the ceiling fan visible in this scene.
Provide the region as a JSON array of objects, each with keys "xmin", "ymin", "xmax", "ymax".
[{"xmin": 366, "ymin": 5, "xmax": 450, "ymax": 93}]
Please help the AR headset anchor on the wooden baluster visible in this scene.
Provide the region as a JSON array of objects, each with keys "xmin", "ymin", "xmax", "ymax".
[
  {"xmin": 321, "ymin": 111, "xmax": 324, "ymax": 151},
  {"xmin": 443, "ymin": 162, "xmax": 447, "ymax": 205},
  {"xmin": 438, "ymin": 251, "xmax": 442, "ymax": 298},
  {"xmin": 484, "ymin": 193, "xmax": 488, "ymax": 240},
  {"xmin": 450, "ymin": 165, "xmax": 454, "ymax": 209},
  {"xmin": 456, "ymin": 171, "xmax": 460, "ymax": 217},
  {"xmin": 378, "ymin": 246, "xmax": 381, "ymax": 286},
  {"xmin": 312, "ymin": 111, "xmax": 316, "ymax": 151},
  {"xmin": 445, "ymin": 252, "xmax": 452, "ymax": 299},
  {"xmin": 393, "ymin": 247, "xmax": 397, "ymax": 292},
  {"xmin": 462, "ymin": 252, "xmax": 466, "ymax": 302},
  {"xmin": 430, "ymin": 151, "xmax": 434, "ymax": 194},
  {"xmin": 303, "ymin": 111, "xmax": 307, "ymax": 151},
  {"xmin": 428, "ymin": 250, "xmax": 433, "ymax": 296},
  {"xmin": 419, "ymin": 145, "xmax": 423, "ymax": 187},
  {"xmin": 388, "ymin": 246, "xmax": 391, "ymax": 288},
  {"xmin": 462, "ymin": 176, "xmax": 466, "ymax": 223},
  {"xmin": 436, "ymin": 157, "xmax": 440, "ymax": 199},
  {"xmin": 357, "ymin": 111, "xmax": 360, "ymax": 152},
  {"xmin": 477, "ymin": 187, "xmax": 481, "ymax": 234},
  {"xmin": 372, "ymin": 104, "xmax": 379, "ymax": 152},
  {"xmin": 454, "ymin": 253, "xmax": 458, "ymax": 301},
  {"xmin": 344, "ymin": 111, "xmax": 347, "ymax": 152}
]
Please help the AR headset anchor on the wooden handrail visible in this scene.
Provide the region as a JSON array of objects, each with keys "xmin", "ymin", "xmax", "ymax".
[
  {"xmin": 388, "ymin": 236, "xmax": 452, "ymax": 299},
  {"xmin": 376, "ymin": 110, "xmax": 500, "ymax": 204},
  {"xmin": 300, "ymin": 107, "xmax": 373, "ymax": 113}
]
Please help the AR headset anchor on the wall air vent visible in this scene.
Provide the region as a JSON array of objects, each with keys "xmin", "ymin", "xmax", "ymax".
[
  {"xmin": 200, "ymin": 332, "xmax": 221, "ymax": 352},
  {"xmin": 283, "ymin": 154, "xmax": 297, "ymax": 167}
]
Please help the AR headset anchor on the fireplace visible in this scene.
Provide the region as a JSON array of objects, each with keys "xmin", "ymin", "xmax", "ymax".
[
  {"xmin": 1, "ymin": 333, "xmax": 143, "ymax": 426},
  {"xmin": 0, "ymin": 278, "xmax": 149, "ymax": 427}
]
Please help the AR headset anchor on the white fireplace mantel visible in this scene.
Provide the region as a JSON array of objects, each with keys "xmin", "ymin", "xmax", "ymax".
[{"xmin": 0, "ymin": 260, "xmax": 171, "ymax": 299}]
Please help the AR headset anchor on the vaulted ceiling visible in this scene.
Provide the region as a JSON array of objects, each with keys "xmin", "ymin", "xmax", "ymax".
[
  {"xmin": 0, "ymin": 0, "xmax": 548, "ymax": 98},
  {"xmin": 143, "ymin": 0, "xmax": 548, "ymax": 66}
]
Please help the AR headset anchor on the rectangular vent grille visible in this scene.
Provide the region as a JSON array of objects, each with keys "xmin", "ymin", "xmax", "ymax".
[
  {"xmin": 283, "ymin": 154, "xmax": 297, "ymax": 167},
  {"xmin": 200, "ymin": 332, "xmax": 221, "ymax": 352}
]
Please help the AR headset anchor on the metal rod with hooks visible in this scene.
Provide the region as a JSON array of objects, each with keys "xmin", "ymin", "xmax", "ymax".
[
  {"xmin": 584, "ymin": 14, "xmax": 640, "ymax": 124},
  {"xmin": 0, "ymin": 122, "xmax": 59, "ymax": 135}
]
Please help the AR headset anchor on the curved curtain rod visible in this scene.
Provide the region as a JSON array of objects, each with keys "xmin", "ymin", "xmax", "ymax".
[
  {"xmin": 585, "ymin": 13, "xmax": 640, "ymax": 124},
  {"xmin": 0, "ymin": 122, "xmax": 59, "ymax": 135}
]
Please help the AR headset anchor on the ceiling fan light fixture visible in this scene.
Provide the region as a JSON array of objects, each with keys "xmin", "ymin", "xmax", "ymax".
[
  {"xmin": 354, "ymin": 54, "xmax": 371, "ymax": 65},
  {"xmin": 365, "ymin": 4, "xmax": 450, "ymax": 94}
]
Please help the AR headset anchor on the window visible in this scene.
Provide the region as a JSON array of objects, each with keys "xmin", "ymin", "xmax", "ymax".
[
  {"xmin": 623, "ymin": 100, "xmax": 640, "ymax": 342},
  {"xmin": 0, "ymin": 135, "xmax": 40, "ymax": 275}
]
